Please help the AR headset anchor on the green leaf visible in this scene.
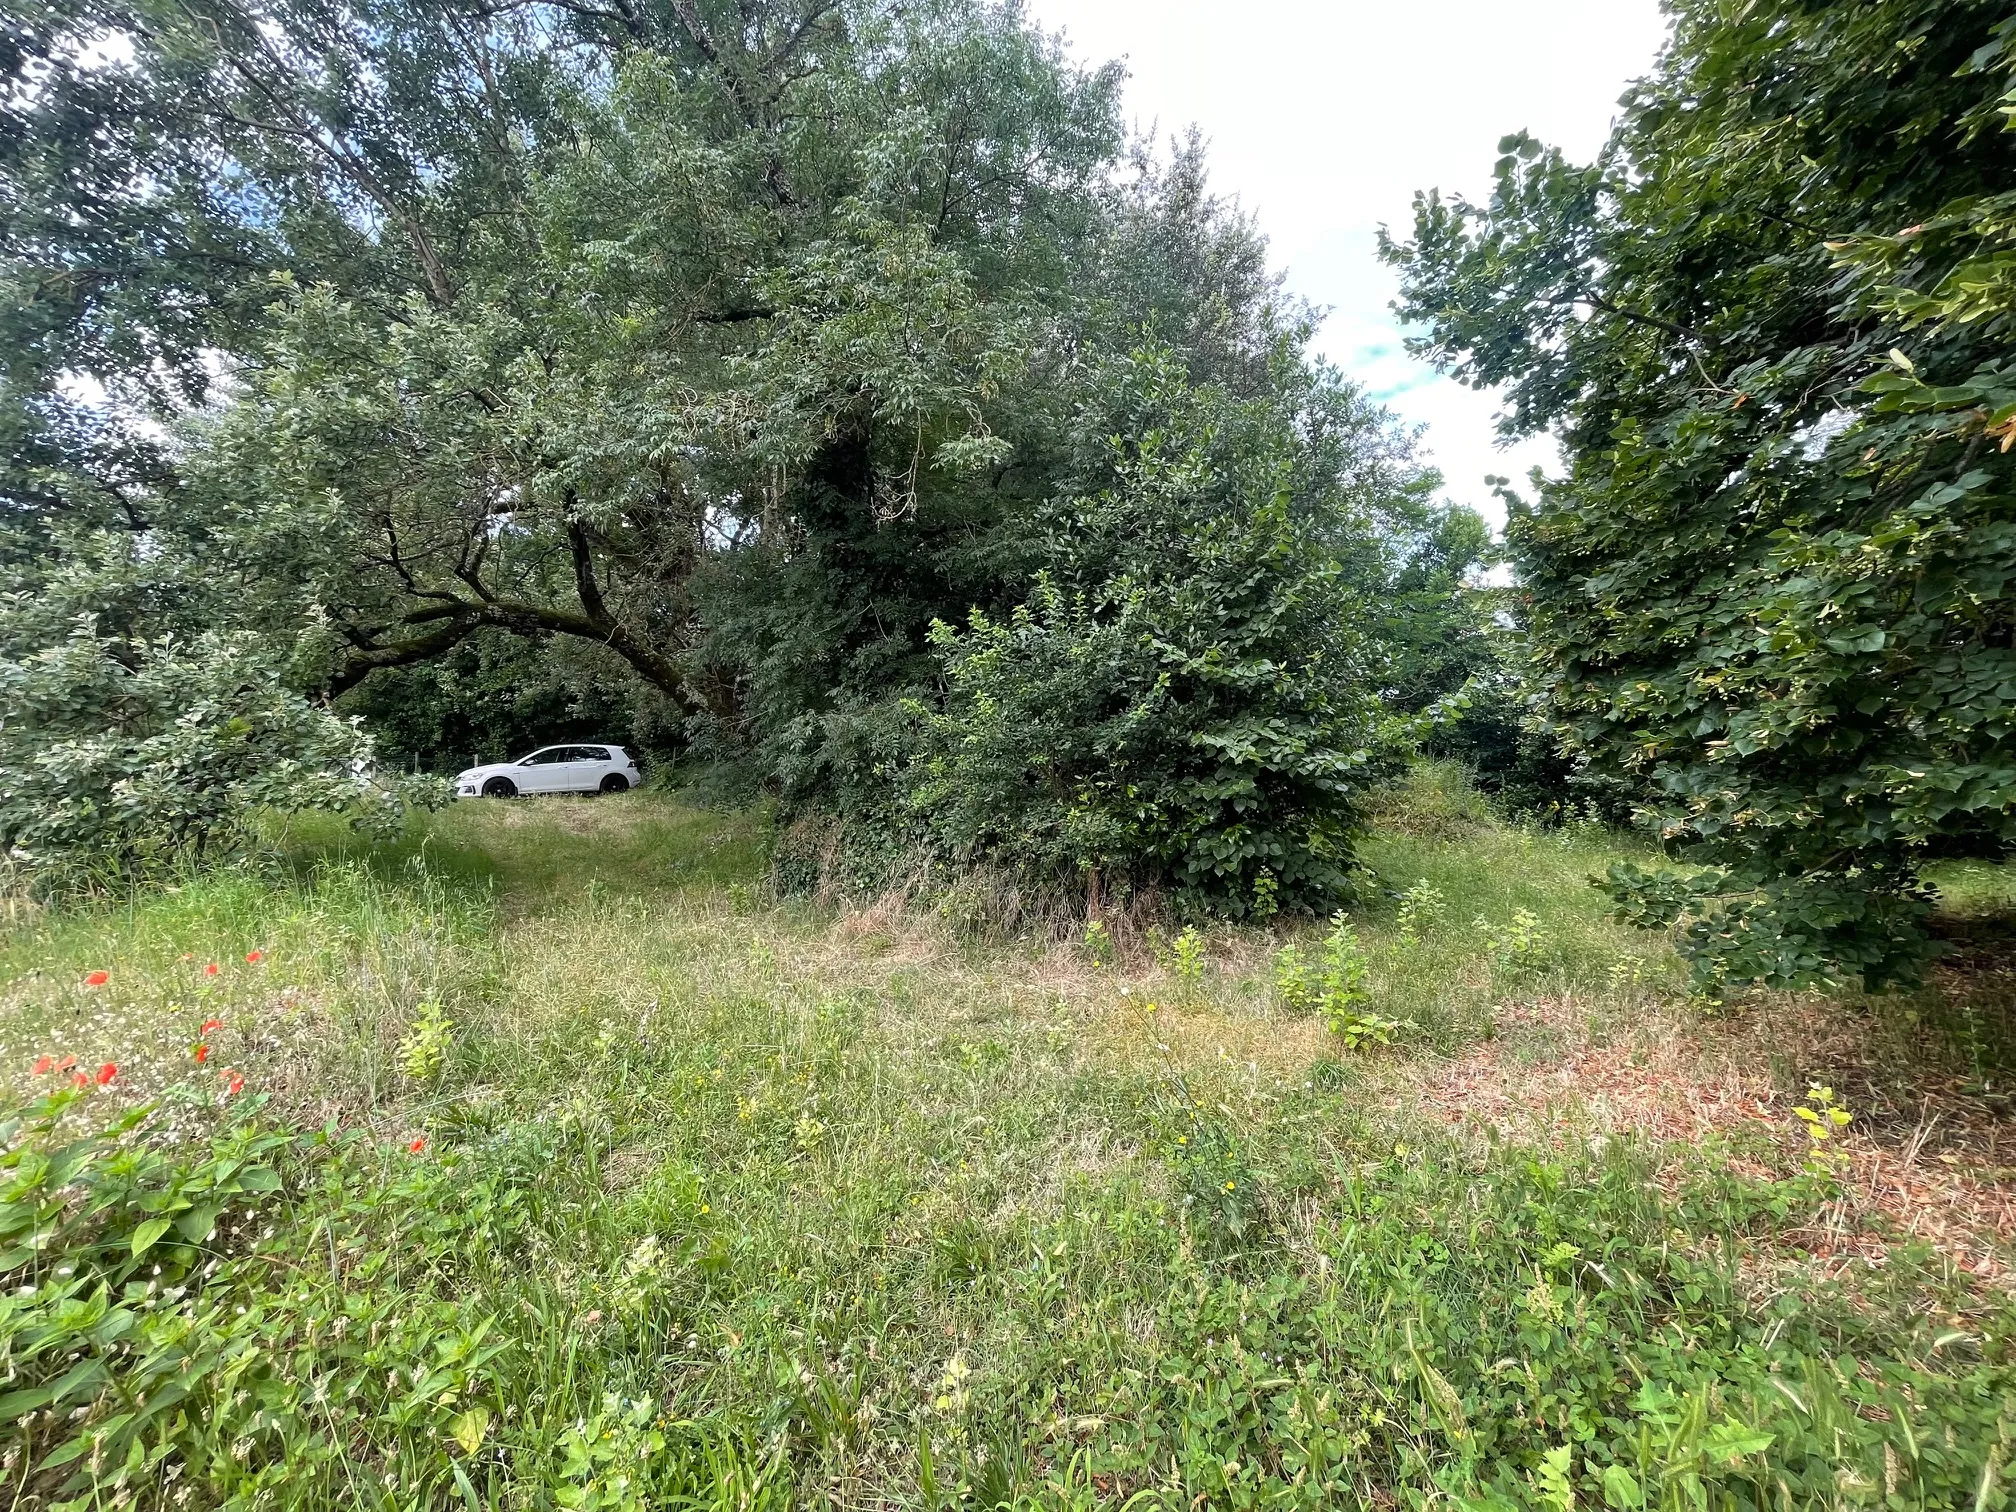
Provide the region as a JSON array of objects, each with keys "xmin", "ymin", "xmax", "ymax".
[
  {"xmin": 3, "ymin": 1359, "xmax": 107, "ymax": 1425},
  {"xmin": 130, "ymin": 1217, "xmax": 173, "ymax": 1256},
  {"xmin": 1602, "ymin": 1464, "xmax": 1645, "ymax": 1509},
  {"xmin": 1702, "ymin": 1420, "xmax": 1775, "ymax": 1463},
  {"xmin": 0, "ymin": 1382, "xmax": 60, "ymax": 1423},
  {"xmin": 449, "ymin": 1405, "xmax": 492, "ymax": 1457},
  {"xmin": 174, "ymin": 1204, "xmax": 222, "ymax": 1243}
]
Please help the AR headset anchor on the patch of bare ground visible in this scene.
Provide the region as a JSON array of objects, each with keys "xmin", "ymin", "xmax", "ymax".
[{"xmin": 1390, "ymin": 991, "xmax": 2016, "ymax": 1289}]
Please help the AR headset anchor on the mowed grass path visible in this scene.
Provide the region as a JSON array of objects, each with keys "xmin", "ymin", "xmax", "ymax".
[{"xmin": 1, "ymin": 775, "xmax": 2011, "ymax": 1511}]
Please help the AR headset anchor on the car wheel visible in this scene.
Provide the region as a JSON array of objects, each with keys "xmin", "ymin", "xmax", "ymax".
[
  {"xmin": 482, "ymin": 776, "xmax": 518, "ymax": 798},
  {"xmin": 599, "ymin": 773, "xmax": 630, "ymax": 794}
]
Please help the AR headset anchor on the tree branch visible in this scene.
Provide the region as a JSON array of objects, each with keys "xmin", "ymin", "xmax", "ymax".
[{"xmin": 328, "ymin": 597, "xmax": 696, "ymax": 704}]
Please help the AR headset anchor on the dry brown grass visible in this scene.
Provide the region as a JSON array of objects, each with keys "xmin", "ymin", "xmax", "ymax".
[{"xmin": 1377, "ymin": 989, "xmax": 2016, "ymax": 1286}]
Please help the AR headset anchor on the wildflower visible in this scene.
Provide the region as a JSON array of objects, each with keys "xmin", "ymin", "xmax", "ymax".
[
  {"xmin": 95, "ymin": 1063, "xmax": 117, "ymax": 1085},
  {"xmin": 84, "ymin": 971, "xmax": 109, "ymax": 988},
  {"xmin": 245, "ymin": 950, "xmax": 264, "ymax": 964},
  {"xmin": 408, "ymin": 1136, "xmax": 427, "ymax": 1154},
  {"xmin": 32, "ymin": 1055, "xmax": 53, "ymax": 1075},
  {"xmin": 194, "ymin": 1044, "xmax": 210, "ymax": 1065},
  {"xmin": 203, "ymin": 963, "xmax": 219, "ymax": 977},
  {"xmin": 72, "ymin": 1073, "xmax": 89, "ymax": 1088},
  {"xmin": 221, "ymin": 1070, "xmax": 244, "ymax": 1097},
  {"xmin": 201, "ymin": 1018, "xmax": 222, "ymax": 1035},
  {"xmin": 54, "ymin": 1055, "xmax": 75, "ymax": 1073}
]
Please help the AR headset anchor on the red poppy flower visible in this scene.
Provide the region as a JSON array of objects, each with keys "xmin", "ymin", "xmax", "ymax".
[
  {"xmin": 95, "ymin": 1063, "xmax": 117, "ymax": 1085},
  {"xmin": 203, "ymin": 963, "xmax": 219, "ymax": 977},
  {"xmin": 194, "ymin": 1043, "xmax": 210, "ymax": 1064},
  {"xmin": 32, "ymin": 1054, "xmax": 53, "ymax": 1075},
  {"xmin": 408, "ymin": 1136, "xmax": 427, "ymax": 1154},
  {"xmin": 200, "ymin": 1018, "xmax": 222, "ymax": 1035},
  {"xmin": 72, "ymin": 1072, "xmax": 89, "ymax": 1088},
  {"xmin": 223, "ymin": 1073, "xmax": 245, "ymax": 1097},
  {"xmin": 83, "ymin": 971, "xmax": 108, "ymax": 988},
  {"xmin": 54, "ymin": 1056, "xmax": 75, "ymax": 1073},
  {"xmin": 245, "ymin": 950, "xmax": 264, "ymax": 963}
]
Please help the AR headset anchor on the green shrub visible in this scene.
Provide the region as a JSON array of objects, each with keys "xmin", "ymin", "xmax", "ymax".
[
  {"xmin": 905, "ymin": 349, "xmax": 1412, "ymax": 917},
  {"xmin": 1396, "ymin": 880, "xmax": 1450, "ymax": 945},
  {"xmin": 1478, "ymin": 908, "xmax": 1554, "ymax": 982},
  {"xmin": 0, "ymin": 621, "xmax": 419, "ymax": 893}
]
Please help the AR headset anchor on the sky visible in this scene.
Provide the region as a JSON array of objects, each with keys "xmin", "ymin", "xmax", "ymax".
[{"xmin": 1020, "ymin": 0, "xmax": 1671, "ymax": 525}]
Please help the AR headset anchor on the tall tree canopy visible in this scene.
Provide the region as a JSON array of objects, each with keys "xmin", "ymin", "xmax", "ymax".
[
  {"xmin": 4, "ymin": 0, "xmax": 1476, "ymax": 905},
  {"xmin": 1386, "ymin": 0, "xmax": 2016, "ymax": 988},
  {"xmin": 8, "ymin": 0, "xmax": 1120, "ymax": 700}
]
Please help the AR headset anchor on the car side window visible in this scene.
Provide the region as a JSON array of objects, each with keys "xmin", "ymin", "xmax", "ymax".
[
  {"xmin": 580, "ymin": 747, "xmax": 611, "ymax": 761},
  {"xmin": 521, "ymin": 749, "xmax": 564, "ymax": 765}
]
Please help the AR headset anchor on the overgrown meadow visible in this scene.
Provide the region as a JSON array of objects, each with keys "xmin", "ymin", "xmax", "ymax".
[{"xmin": 2, "ymin": 771, "xmax": 2012, "ymax": 1511}]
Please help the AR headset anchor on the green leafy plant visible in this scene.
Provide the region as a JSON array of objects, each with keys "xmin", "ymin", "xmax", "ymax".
[
  {"xmin": 1277, "ymin": 912, "xmax": 1406, "ymax": 1047},
  {"xmin": 1479, "ymin": 909, "xmax": 1552, "ymax": 982},
  {"xmin": 1792, "ymin": 1082, "xmax": 1856, "ymax": 1183},
  {"xmin": 1396, "ymin": 880, "xmax": 1450, "ymax": 945},
  {"xmin": 1170, "ymin": 926, "xmax": 1207, "ymax": 996},
  {"xmin": 1331, "ymin": 1003, "xmax": 1408, "ymax": 1050},
  {"xmin": 1081, "ymin": 917, "xmax": 1115, "ymax": 966},
  {"xmin": 0, "ymin": 626, "xmax": 417, "ymax": 893},
  {"xmin": 0, "ymin": 1088, "xmax": 288, "ymax": 1290},
  {"xmin": 1274, "ymin": 942, "xmax": 1315, "ymax": 1013},
  {"xmin": 398, "ymin": 1000, "xmax": 456, "ymax": 1083}
]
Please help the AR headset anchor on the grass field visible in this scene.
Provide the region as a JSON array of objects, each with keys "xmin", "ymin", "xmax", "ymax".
[{"xmin": 2, "ymin": 769, "xmax": 2013, "ymax": 1510}]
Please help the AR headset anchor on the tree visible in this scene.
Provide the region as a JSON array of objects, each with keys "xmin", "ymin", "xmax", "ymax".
[
  {"xmin": 1384, "ymin": 0, "xmax": 2016, "ymax": 989},
  {"xmin": 13, "ymin": 0, "xmax": 1071, "ymax": 707}
]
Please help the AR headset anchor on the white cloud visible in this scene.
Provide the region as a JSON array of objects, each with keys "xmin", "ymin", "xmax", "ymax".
[{"xmin": 1025, "ymin": 0, "xmax": 1670, "ymax": 524}]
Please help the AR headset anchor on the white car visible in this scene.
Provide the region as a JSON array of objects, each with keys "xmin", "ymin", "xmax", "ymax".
[{"xmin": 453, "ymin": 744, "xmax": 641, "ymax": 799}]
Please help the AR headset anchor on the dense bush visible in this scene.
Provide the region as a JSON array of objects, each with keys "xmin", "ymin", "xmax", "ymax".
[
  {"xmin": 1427, "ymin": 667, "xmax": 1639, "ymax": 827},
  {"xmin": 0, "ymin": 617, "xmax": 405, "ymax": 891},
  {"xmin": 1386, "ymin": 0, "xmax": 2016, "ymax": 988},
  {"xmin": 907, "ymin": 349, "xmax": 1412, "ymax": 915}
]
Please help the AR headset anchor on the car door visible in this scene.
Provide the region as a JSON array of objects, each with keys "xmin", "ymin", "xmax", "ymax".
[
  {"xmin": 514, "ymin": 747, "xmax": 571, "ymax": 794},
  {"xmin": 571, "ymin": 745, "xmax": 618, "ymax": 791},
  {"xmin": 548, "ymin": 746, "xmax": 605, "ymax": 792}
]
